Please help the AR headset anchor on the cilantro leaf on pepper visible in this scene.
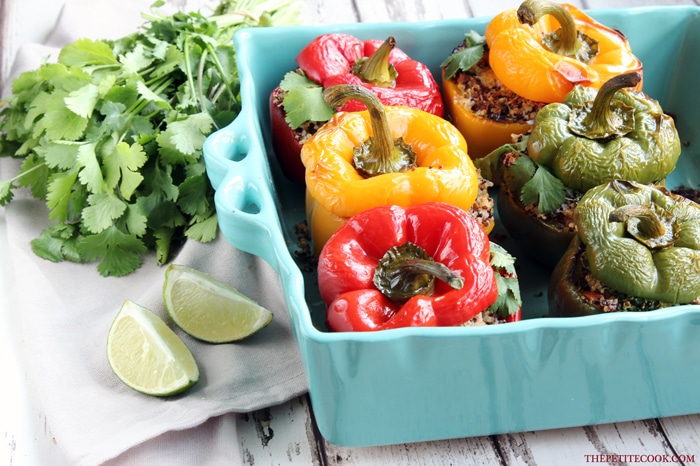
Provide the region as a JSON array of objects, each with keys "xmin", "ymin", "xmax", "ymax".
[
  {"xmin": 279, "ymin": 71, "xmax": 335, "ymax": 129},
  {"xmin": 440, "ymin": 30, "xmax": 486, "ymax": 80},
  {"xmin": 487, "ymin": 242, "xmax": 522, "ymax": 318},
  {"xmin": 510, "ymin": 156, "xmax": 566, "ymax": 214}
]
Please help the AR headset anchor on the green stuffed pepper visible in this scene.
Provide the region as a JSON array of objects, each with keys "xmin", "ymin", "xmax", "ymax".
[
  {"xmin": 549, "ymin": 180, "xmax": 700, "ymax": 317},
  {"xmin": 477, "ymin": 72, "xmax": 682, "ymax": 267}
]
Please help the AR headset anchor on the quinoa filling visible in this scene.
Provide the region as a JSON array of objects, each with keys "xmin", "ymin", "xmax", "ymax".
[
  {"xmin": 469, "ymin": 170, "xmax": 495, "ymax": 232},
  {"xmin": 451, "ymin": 48, "xmax": 546, "ymax": 124},
  {"xmin": 570, "ymin": 242, "xmax": 700, "ymax": 313}
]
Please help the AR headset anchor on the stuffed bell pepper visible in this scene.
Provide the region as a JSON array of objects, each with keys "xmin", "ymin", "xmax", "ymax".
[
  {"xmin": 476, "ymin": 72, "xmax": 681, "ymax": 267},
  {"xmin": 270, "ymin": 33, "xmax": 444, "ymax": 183},
  {"xmin": 440, "ymin": 0, "xmax": 642, "ymax": 159},
  {"xmin": 317, "ymin": 202, "xmax": 522, "ymax": 331},
  {"xmin": 301, "ymin": 84, "xmax": 494, "ymax": 257},
  {"xmin": 549, "ymin": 180, "xmax": 700, "ymax": 317}
]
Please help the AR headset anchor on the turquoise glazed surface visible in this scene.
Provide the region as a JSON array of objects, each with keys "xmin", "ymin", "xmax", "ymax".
[{"xmin": 203, "ymin": 7, "xmax": 700, "ymax": 447}]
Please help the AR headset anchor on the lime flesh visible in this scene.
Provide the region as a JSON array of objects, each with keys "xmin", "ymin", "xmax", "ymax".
[
  {"xmin": 163, "ymin": 264, "xmax": 274, "ymax": 343},
  {"xmin": 107, "ymin": 299, "xmax": 199, "ymax": 396}
]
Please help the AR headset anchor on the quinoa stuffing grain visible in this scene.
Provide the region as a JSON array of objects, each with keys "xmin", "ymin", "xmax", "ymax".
[{"xmin": 452, "ymin": 51, "xmax": 546, "ymax": 124}]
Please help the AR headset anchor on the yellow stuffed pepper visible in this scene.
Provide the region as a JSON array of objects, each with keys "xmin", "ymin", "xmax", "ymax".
[{"xmin": 301, "ymin": 84, "xmax": 493, "ymax": 256}]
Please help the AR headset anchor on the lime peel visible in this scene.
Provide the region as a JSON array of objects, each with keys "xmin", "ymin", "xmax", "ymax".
[
  {"xmin": 107, "ymin": 299, "xmax": 199, "ymax": 397},
  {"xmin": 163, "ymin": 264, "xmax": 274, "ymax": 343}
]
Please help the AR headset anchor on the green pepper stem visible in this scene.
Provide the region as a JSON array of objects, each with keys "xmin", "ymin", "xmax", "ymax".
[
  {"xmin": 401, "ymin": 259, "xmax": 465, "ymax": 289},
  {"xmin": 579, "ymin": 72, "xmax": 641, "ymax": 139},
  {"xmin": 517, "ymin": 0, "xmax": 578, "ymax": 56},
  {"xmin": 323, "ymin": 84, "xmax": 416, "ymax": 178},
  {"xmin": 373, "ymin": 242, "xmax": 464, "ymax": 302},
  {"xmin": 352, "ymin": 36, "xmax": 398, "ymax": 87},
  {"xmin": 608, "ymin": 202, "xmax": 677, "ymax": 249},
  {"xmin": 609, "ymin": 204, "xmax": 664, "ymax": 237}
]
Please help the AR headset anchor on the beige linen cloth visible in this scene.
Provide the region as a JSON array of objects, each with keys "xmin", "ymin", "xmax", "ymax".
[{"xmin": 1, "ymin": 1, "xmax": 308, "ymax": 464}]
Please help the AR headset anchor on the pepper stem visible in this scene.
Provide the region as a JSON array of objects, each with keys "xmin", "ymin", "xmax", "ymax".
[
  {"xmin": 517, "ymin": 0, "xmax": 579, "ymax": 56},
  {"xmin": 372, "ymin": 242, "xmax": 464, "ymax": 303},
  {"xmin": 352, "ymin": 36, "xmax": 398, "ymax": 87},
  {"xmin": 323, "ymin": 84, "xmax": 417, "ymax": 178},
  {"xmin": 608, "ymin": 202, "xmax": 678, "ymax": 249},
  {"xmin": 569, "ymin": 72, "xmax": 641, "ymax": 140}
]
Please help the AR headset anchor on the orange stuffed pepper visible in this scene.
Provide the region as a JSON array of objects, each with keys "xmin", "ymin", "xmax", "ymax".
[{"xmin": 441, "ymin": 0, "xmax": 642, "ymax": 159}]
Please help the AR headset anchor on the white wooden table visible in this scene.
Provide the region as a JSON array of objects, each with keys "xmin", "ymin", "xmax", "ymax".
[{"xmin": 3, "ymin": 0, "xmax": 700, "ymax": 464}]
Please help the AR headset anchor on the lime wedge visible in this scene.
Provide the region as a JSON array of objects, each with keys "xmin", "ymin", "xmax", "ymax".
[
  {"xmin": 163, "ymin": 264, "xmax": 274, "ymax": 343},
  {"xmin": 107, "ymin": 299, "xmax": 199, "ymax": 396}
]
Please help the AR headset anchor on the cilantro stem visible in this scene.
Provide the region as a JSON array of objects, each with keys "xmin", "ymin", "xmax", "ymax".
[
  {"xmin": 186, "ymin": 36, "xmax": 237, "ymax": 125},
  {"xmin": 4, "ymin": 161, "xmax": 46, "ymax": 183},
  {"xmin": 202, "ymin": 42, "xmax": 237, "ymax": 105},
  {"xmin": 183, "ymin": 35, "xmax": 199, "ymax": 114},
  {"xmin": 211, "ymin": 9, "xmax": 259, "ymax": 23},
  {"xmin": 197, "ymin": 50, "xmax": 210, "ymax": 115},
  {"xmin": 127, "ymin": 75, "xmax": 175, "ymax": 117},
  {"xmin": 210, "ymin": 84, "xmax": 226, "ymax": 104}
]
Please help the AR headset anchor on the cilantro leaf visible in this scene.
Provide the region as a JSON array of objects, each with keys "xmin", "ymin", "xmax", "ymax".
[
  {"xmin": 77, "ymin": 225, "xmax": 148, "ymax": 277},
  {"xmin": 440, "ymin": 30, "xmax": 486, "ymax": 80},
  {"xmin": 0, "ymin": 180, "xmax": 14, "ymax": 206},
  {"xmin": 31, "ymin": 227, "xmax": 70, "ymax": 262},
  {"xmin": 493, "ymin": 275, "xmax": 522, "ymax": 317},
  {"xmin": 58, "ymin": 38, "xmax": 119, "ymax": 67},
  {"xmin": 75, "ymin": 143, "xmax": 105, "ymax": 193},
  {"xmin": 177, "ymin": 174, "xmax": 211, "ymax": 216},
  {"xmin": 124, "ymin": 203, "xmax": 148, "ymax": 237},
  {"xmin": 508, "ymin": 155, "xmax": 537, "ymax": 192},
  {"xmin": 42, "ymin": 90, "xmax": 90, "ymax": 141},
  {"xmin": 65, "ymin": 83, "xmax": 100, "ymax": 118},
  {"xmin": 279, "ymin": 71, "xmax": 334, "ymax": 129},
  {"xmin": 185, "ymin": 213, "xmax": 218, "ymax": 242},
  {"xmin": 156, "ymin": 113, "xmax": 213, "ymax": 164},
  {"xmin": 42, "ymin": 141, "xmax": 80, "ymax": 170},
  {"xmin": 17, "ymin": 154, "xmax": 50, "ymax": 199},
  {"xmin": 82, "ymin": 192, "xmax": 127, "ymax": 234},
  {"xmin": 46, "ymin": 169, "xmax": 79, "ymax": 222},
  {"xmin": 30, "ymin": 223, "xmax": 80, "ymax": 263},
  {"xmin": 102, "ymin": 141, "xmax": 147, "ymax": 200},
  {"xmin": 120, "ymin": 43, "xmax": 155, "ymax": 75},
  {"xmin": 517, "ymin": 160, "xmax": 567, "ymax": 214},
  {"xmin": 487, "ymin": 243, "xmax": 522, "ymax": 318}
]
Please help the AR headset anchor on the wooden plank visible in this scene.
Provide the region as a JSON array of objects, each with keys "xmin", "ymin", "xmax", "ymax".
[
  {"xmin": 585, "ymin": 0, "xmax": 699, "ymax": 8},
  {"xmin": 471, "ymin": 0, "xmax": 582, "ymax": 18},
  {"xmin": 237, "ymin": 396, "xmax": 320, "ymax": 465},
  {"xmin": 496, "ymin": 420, "xmax": 676, "ymax": 465},
  {"xmin": 352, "ymin": 0, "xmax": 471, "ymax": 22},
  {"xmin": 301, "ymin": 1, "xmax": 359, "ymax": 26},
  {"xmin": 659, "ymin": 415, "xmax": 700, "ymax": 461},
  {"xmin": 321, "ymin": 434, "xmax": 503, "ymax": 465}
]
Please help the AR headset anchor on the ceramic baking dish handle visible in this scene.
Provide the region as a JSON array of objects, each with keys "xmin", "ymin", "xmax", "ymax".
[{"xmin": 203, "ymin": 109, "xmax": 285, "ymax": 268}]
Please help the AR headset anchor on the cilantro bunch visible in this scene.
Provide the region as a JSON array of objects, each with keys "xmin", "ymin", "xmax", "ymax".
[{"xmin": 0, "ymin": 0, "xmax": 301, "ymax": 276}]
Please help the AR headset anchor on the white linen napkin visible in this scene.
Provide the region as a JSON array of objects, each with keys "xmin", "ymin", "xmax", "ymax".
[{"xmin": 1, "ymin": 1, "xmax": 308, "ymax": 464}]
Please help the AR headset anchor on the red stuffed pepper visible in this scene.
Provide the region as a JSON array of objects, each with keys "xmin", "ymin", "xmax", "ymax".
[
  {"xmin": 270, "ymin": 33, "xmax": 444, "ymax": 183},
  {"xmin": 317, "ymin": 202, "xmax": 521, "ymax": 332}
]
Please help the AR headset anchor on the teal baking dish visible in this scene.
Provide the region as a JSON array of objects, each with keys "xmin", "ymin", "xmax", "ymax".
[{"xmin": 203, "ymin": 6, "xmax": 700, "ymax": 446}]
